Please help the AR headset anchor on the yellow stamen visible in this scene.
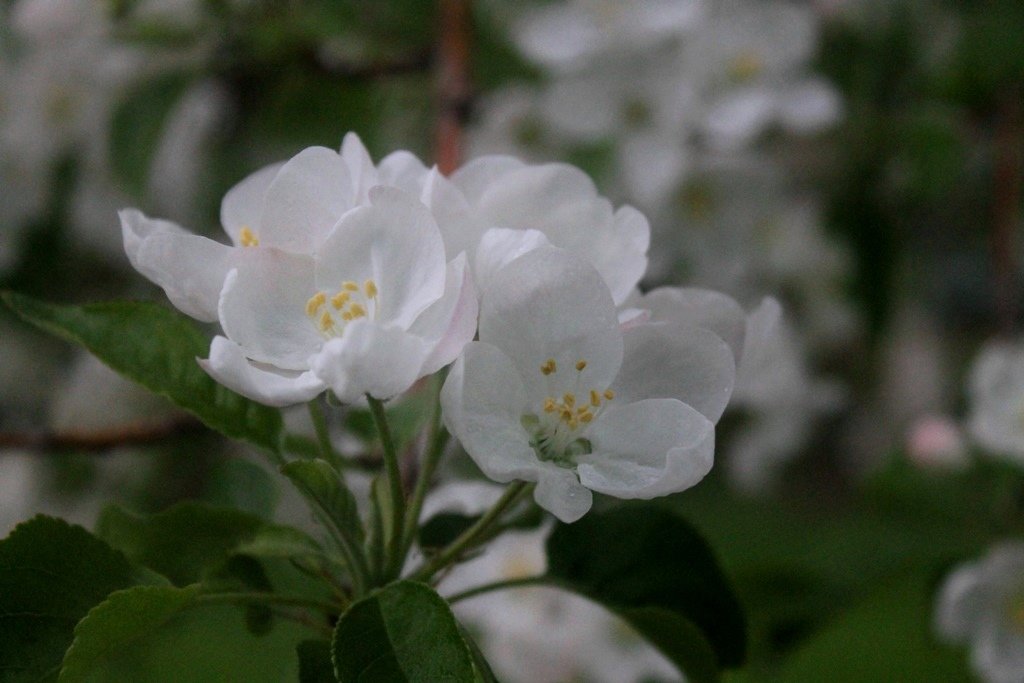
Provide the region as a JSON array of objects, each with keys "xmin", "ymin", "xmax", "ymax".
[
  {"xmin": 341, "ymin": 311, "xmax": 353, "ymax": 321},
  {"xmin": 343, "ymin": 281, "xmax": 359, "ymax": 292},
  {"xmin": 239, "ymin": 226, "xmax": 259, "ymax": 247},
  {"xmin": 590, "ymin": 389, "xmax": 601, "ymax": 407},
  {"xmin": 348, "ymin": 303, "xmax": 367, "ymax": 319},
  {"xmin": 603, "ymin": 389, "xmax": 615, "ymax": 400},
  {"xmin": 318, "ymin": 311, "xmax": 334, "ymax": 332},
  {"xmin": 364, "ymin": 279, "xmax": 378, "ymax": 298},
  {"xmin": 305, "ymin": 292, "xmax": 326, "ymax": 316},
  {"xmin": 579, "ymin": 412, "xmax": 594, "ymax": 424},
  {"xmin": 575, "ymin": 360, "xmax": 587, "ymax": 372},
  {"xmin": 331, "ymin": 291, "xmax": 350, "ymax": 309},
  {"xmin": 541, "ymin": 359, "xmax": 557, "ymax": 376},
  {"xmin": 563, "ymin": 393, "xmax": 575, "ymax": 408},
  {"xmin": 543, "ymin": 398, "xmax": 557, "ymax": 413}
]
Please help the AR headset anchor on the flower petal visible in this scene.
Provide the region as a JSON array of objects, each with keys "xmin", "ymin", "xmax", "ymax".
[
  {"xmin": 316, "ymin": 186, "xmax": 447, "ymax": 329},
  {"xmin": 120, "ymin": 208, "xmax": 233, "ymax": 323},
  {"xmin": 259, "ymin": 146, "xmax": 355, "ymax": 252},
  {"xmin": 533, "ymin": 466, "xmax": 593, "ymax": 523},
  {"xmin": 199, "ymin": 335, "xmax": 326, "ymax": 407},
  {"xmin": 377, "ymin": 150, "xmax": 429, "ymax": 192},
  {"xmin": 440, "ymin": 341, "xmax": 538, "ymax": 483},
  {"xmin": 474, "ymin": 227, "xmax": 551, "ymax": 298},
  {"xmin": 640, "ymin": 286, "xmax": 747, "ymax": 362},
  {"xmin": 479, "ymin": 247, "xmax": 623, "ymax": 403},
  {"xmin": 422, "ymin": 167, "xmax": 483, "ymax": 261},
  {"xmin": 220, "ymin": 161, "xmax": 283, "ymax": 245},
  {"xmin": 612, "ymin": 322, "xmax": 735, "ymax": 423},
  {"xmin": 312, "ymin": 320, "xmax": 429, "ymax": 403},
  {"xmin": 578, "ymin": 398, "xmax": 713, "ymax": 498},
  {"xmin": 450, "ymin": 155, "xmax": 525, "ymax": 204},
  {"xmin": 218, "ymin": 249, "xmax": 320, "ymax": 370},
  {"xmin": 340, "ymin": 131, "xmax": 377, "ymax": 205},
  {"xmin": 409, "ymin": 253, "xmax": 479, "ymax": 376}
]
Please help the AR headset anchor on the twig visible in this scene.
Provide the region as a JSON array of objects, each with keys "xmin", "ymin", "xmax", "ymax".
[
  {"xmin": 0, "ymin": 417, "xmax": 205, "ymax": 453},
  {"xmin": 434, "ymin": 0, "xmax": 473, "ymax": 175}
]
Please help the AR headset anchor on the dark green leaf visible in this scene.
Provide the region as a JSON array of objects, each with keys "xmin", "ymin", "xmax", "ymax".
[
  {"xmin": 0, "ymin": 293, "xmax": 284, "ymax": 453},
  {"xmin": 233, "ymin": 525, "xmax": 327, "ymax": 561},
  {"xmin": 332, "ymin": 581, "xmax": 476, "ymax": 682},
  {"xmin": 0, "ymin": 517, "xmax": 137, "ymax": 683},
  {"xmin": 96, "ymin": 502, "xmax": 266, "ymax": 586},
  {"xmin": 110, "ymin": 72, "xmax": 195, "ymax": 198},
  {"xmin": 58, "ymin": 585, "xmax": 310, "ymax": 682},
  {"xmin": 546, "ymin": 504, "xmax": 746, "ymax": 679},
  {"xmin": 459, "ymin": 626, "xmax": 500, "ymax": 683},
  {"xmin": 282, "ymin": 459, "xmax": 365, "ymax": 549},
  {"xmin": 619, "ymin": 608, "xmax": 719, "ymax": 683},
  {"xmin": 296, "ymin": 640, "xmax": 336, "ymax": 683}
]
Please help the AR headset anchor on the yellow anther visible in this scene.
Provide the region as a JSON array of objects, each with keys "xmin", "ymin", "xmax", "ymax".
[
  {"xmin": 541, "ymin": 359, "xmax": 557, "ymax": 375},
  {"xmin": 239, "ymin": 226, "xmax": 259, "ymax": 247},
  {"xmin": 331, "ymin": 291, "xmax": 350, "ymax": 309},
  {"xmin": 590, "ymin": 389, "xmax": 601, "ymax": 407},
  {"xmin": 343, "ymin": 281, "xmax": 359, "ymax": 292},
  {"xmin": 579, "ymin": 412, "xmax": 594, "ymax": 424},
  {"xmin": 341, "ymin": 311, "xmax": 353, "ymax": 321},
  {"xmin": 603, "ymin": 389, "xmax": 615, "ymax": 400},
  {"xmin": 563, "ymin": 393, "xmax": 576, "ymax": 408},
  {"xmin": 348, "ymin": 303, "xmax": 367, "ymax": 319},
  {"xmin": 730, "ymin": 52, "xmax": 763, "ymax": 82},
  {"xmin": 575, "ymin": 360, "xmax": 587, "ymax": 372},
  {"xmin": 306, "ymin": 292, "xmax": 327, "ymax": 316},
  {"xmin": 318, "ymin": 311, "xmax": 334, "ymax": 331},
  {"xmin": 568, "ymin": 417, "xmax": 579, "ymax": 430},
  {"xmin": 543, "ymin": 398, "xmax": 558, "ymax": 413},
  {"xmin": 364, "ymin": 279, "xmax": 378, "ymax": 298}
]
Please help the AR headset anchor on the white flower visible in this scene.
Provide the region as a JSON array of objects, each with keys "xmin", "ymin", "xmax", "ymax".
[
  {"xmin": 441, "ymin": 247, "xmax": 733, "ymax": 522},
  {"xmin": 967, "ymin": 340, "xmax": 1024, "ymax": 462},
  {"xmin": 427, "ymin": 155, "xmax": 650, "ymax": 305},
  {"xmin": 121, "ymin": 133, "xmax": 427, "ymax": 322},
  {"xmin": 936, "ymin": 542, "xmax": 1024, "ymax": 683},
  {"xmin": 514, "ymin": 0, "xmax": 702, "ymax": 72},
  {"xmin": 202, "ymin": 186, "xmax": 476, "ymax": 406}
]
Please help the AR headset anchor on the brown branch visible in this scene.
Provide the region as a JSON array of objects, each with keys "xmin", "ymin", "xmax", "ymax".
[
  {"xmin": 434, "ymin": 0, "xmax": 473, "ymax": 175},
  {"xmin": 992, "ymin": 87, "xmax": 1023, "ymax": 336},
  {"xmin": 0, "ymin": 417, "xmax": 206, "ymax": 453}
]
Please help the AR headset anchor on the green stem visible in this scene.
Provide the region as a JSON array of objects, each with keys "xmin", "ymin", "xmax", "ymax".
[
  {"xmin": 446, "ymin": 575, "xmax": 549, "ymax": 604},
  {"xmin": 411, "ymin": 481, "xmax": 531, "ymax": 582},
  {"xmin": 308, "ymin": 399, "xmax": 342, "ymax": 470},
  {"xmin": 400, "ymin": 371, "xmax": 449, "ymax": 556},
  {"xmin": 367, "ymin": 395, "xmax": 406, "ymax": 582}
]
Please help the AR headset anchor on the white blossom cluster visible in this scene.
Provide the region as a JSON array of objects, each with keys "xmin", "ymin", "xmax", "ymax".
[
  {"xmin": 0, "ymin": 0, "xmax": 221, "ymax": 268},
  {"xmin": 122, "ymin": 133, "xmax": 755, "ymax": 523},
  {"xmin": 469, "ymin": 0, "xmax": 853, "ymax": 490}
]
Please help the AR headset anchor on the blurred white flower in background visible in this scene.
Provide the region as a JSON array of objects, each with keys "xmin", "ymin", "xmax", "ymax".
[
  {"xmin": 967, "ymin": 340, "xmax": 1024, "ymax": 463},
  {"xmin": 431, "ymin": 483, "xmax": 680, "ymax": 683},
  {"xmin": 936, "ymin": 542, "xmax": 1024, "ymax": 683}
]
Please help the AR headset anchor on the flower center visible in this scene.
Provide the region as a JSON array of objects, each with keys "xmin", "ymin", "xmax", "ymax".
[
  {"xmin": 305, "ymin": 279, "xmax": 379, "ymax": 339},
  {"xmin": 729, "ymin": 52, "xmax": 764, "ymax": 83},
  {"xmin": 522, "ymin": 357, "xmax": 614, "ymax": 466},
  {"xmin": 238, "ymin": 226, "xmax": 260, "ymax": 247}
]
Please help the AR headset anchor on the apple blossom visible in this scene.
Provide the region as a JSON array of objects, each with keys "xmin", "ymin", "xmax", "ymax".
[
  {"xmin": 121, "ymin": 133, "xmax": 427, "ymax": 322},
  {"xmin": 967, "ymin": 340, "xmax": 1024, "ymax": 462},
  {"xmin": 936, "ymin": 542, "xmax": 1024, "ymax": 683},
  {"xmin": 424, "ymin": 155, "xmax": 650, "ymax": 305},
  {"xmin": 201, "ymin": 186, "xmax": 476, "ymax": 406},
  {"xmin": 441, "ymin": 247, "xmax": 733, "ymax": 522}
]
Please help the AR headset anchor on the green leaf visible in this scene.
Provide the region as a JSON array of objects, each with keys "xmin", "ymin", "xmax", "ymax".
[
  {"xmin": 233, "ymin": 525, "xmax": 327, "ymax": 561},
  {"xmin": 619, "ymin": 608, "xmax": 719, "ymax": 683},
  {"xmin": 0, "ymin": 516, "xmax": 138, "ymax": 683},
  {"xmin": 0, "ymin": 293, "xmax": 284, "ymax": 453},
  {"xmin": 109, "ymin": 72, "xmax": 194, "ymax": 198},
  {"xmin": 96, "ymin": 502, "xmax": 266, "ymax": 586},
  {"xmin": 296, "ymin": 640, "xmax": 336, "ymax": 683},
  {"xmin": 332, "ymin": 581, "xmax": 478, "ymax": 682},
  {"xmin": 459, "ymin": 627, "xmax": 500, "ymax": 683},
  {"xmin": 776, "ymin": 572, "xmax": 971, "ymax": 682},
  {"xmin": 281, "ymin": 459, "xmax": 365, "ymax": 549},
  {"xmin": 58, "ymin": 585, "xmax": 310, "ymax": 682},
  {"xmin": 546, "ymin": 504, "xmax": 746, "ymax": 680}
]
